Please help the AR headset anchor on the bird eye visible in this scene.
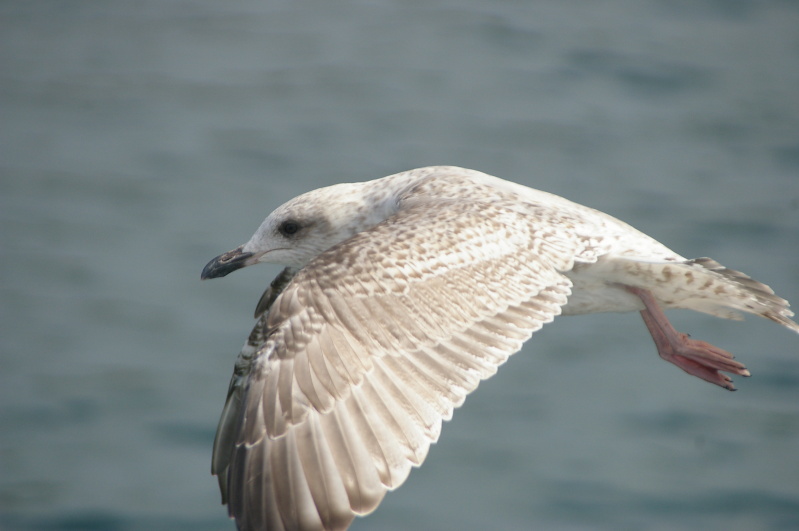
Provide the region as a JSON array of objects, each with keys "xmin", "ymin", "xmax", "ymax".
[{"xmin": 278, "ymin": 220, "xmax": 300, "ymax": 237}]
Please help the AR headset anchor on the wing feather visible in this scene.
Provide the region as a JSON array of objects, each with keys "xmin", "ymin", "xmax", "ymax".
[
  {"xmin": 294, "ymin": 416, "xmax": 348, "ymax": 526},
  {"xmin": 310, "ymin": 409, "xmax": 379, "ymax": 518},
  {"xmin": 344, "ymin": 384, "xmax": 411, "ymax": 487}
]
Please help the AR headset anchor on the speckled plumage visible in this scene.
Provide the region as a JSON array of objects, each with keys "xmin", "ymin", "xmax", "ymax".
[{"xmin": 202, "ymin": 166, "xmax": 797, "ymax": 531}]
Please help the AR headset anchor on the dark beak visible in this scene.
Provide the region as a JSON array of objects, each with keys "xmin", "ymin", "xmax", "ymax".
[{"xmin": 201, "ymin": 246, "xmax": 255, "ymax": 280}]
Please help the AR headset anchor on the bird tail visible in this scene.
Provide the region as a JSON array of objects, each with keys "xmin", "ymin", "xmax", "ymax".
[{"xmin": 678, "ymin": 257, "xmax": 799, "ymax": 333}]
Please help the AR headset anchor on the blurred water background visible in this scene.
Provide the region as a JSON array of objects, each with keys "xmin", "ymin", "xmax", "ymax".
[{"xmin": 2, "ymin": 1, "xmax": 799, "ymax": 530}]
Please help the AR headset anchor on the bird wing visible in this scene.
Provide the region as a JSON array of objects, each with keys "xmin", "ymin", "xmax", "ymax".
[{"xmin": 217, "ymin": 194, "xmax": 605, "ymax": 531}]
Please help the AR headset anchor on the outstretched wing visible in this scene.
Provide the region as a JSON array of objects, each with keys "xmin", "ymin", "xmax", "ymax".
[{"xmin": 218, "ymin": 197, "xmax": 603, "ymax": 531}]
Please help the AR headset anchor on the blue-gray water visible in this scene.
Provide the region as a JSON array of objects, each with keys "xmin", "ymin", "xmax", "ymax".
[{"xmin": 2, "ymin": 1, "xmax": 798, "ymax": 530}]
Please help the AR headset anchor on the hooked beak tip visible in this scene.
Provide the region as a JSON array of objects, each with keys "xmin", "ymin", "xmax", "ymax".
[{"xmin": 201, "ymin": 246, "xmax": 255, "ymax": 280}]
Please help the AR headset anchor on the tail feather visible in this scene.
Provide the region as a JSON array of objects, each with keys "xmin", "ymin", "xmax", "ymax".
[{"xmin": 687, "ymin": 257, "xmax": 799, "ymax": 334}]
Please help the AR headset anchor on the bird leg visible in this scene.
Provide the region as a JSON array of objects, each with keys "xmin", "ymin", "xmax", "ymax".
[{"xmin": 625, "ymin": 286, "xmax": 750, "ymax": 391}]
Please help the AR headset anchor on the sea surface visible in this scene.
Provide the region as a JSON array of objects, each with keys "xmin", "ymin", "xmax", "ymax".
[{"xmin": 1, "ymin": 1, "xmax": 798, "ymax": 530}]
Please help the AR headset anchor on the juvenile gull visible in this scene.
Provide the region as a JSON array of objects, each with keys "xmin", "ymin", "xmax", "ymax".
[{"xmin": 201, "ymin": 166, "xmax": 798, "ymax": 531}]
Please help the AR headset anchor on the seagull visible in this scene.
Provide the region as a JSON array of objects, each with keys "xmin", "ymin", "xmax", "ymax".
[{"xmin": 201, "ymin": 166, "xmax": 798, "ymax": 531}]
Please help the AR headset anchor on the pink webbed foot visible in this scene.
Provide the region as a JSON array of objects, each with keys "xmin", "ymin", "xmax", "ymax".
[{"xmin": 626, "ymin": 286, "xmax": 750, "ymax": 391}]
